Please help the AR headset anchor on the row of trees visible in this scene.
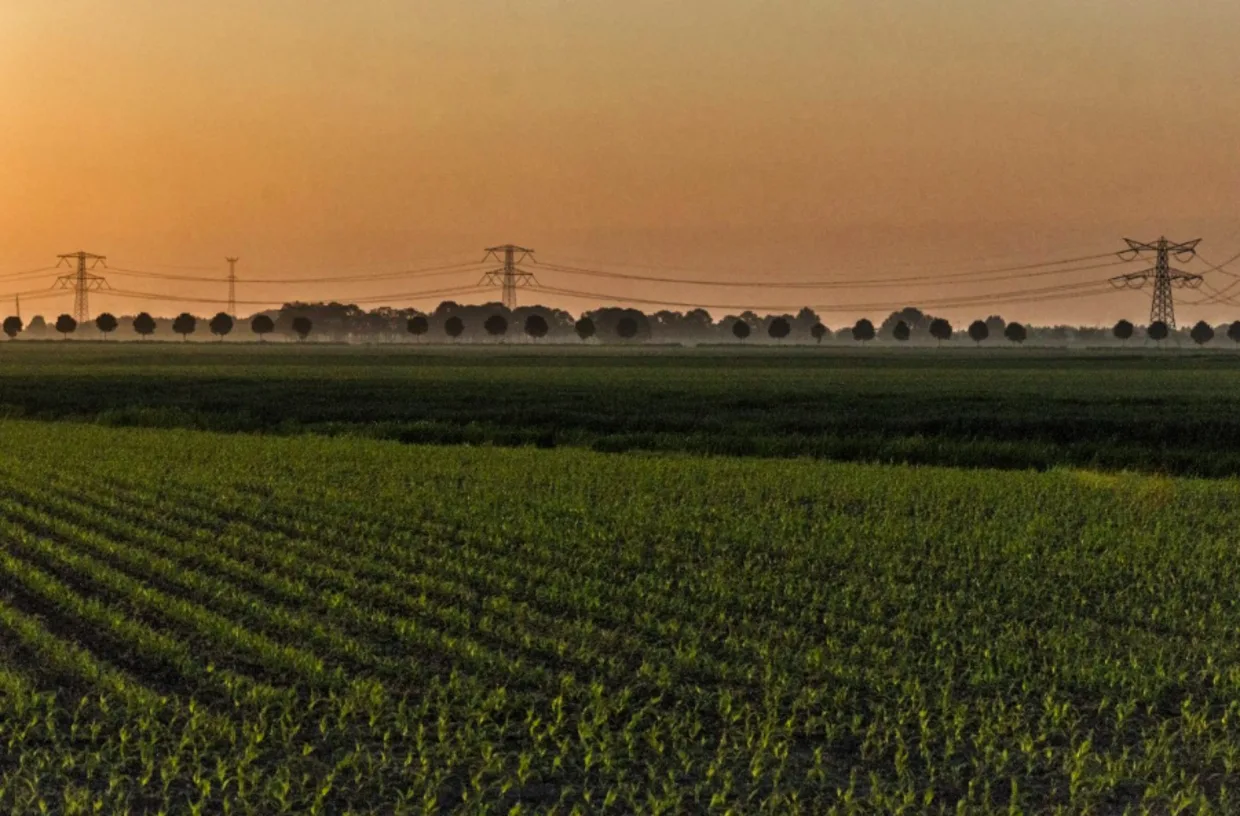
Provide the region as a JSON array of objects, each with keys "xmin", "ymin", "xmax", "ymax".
[
  {"xmin": 8, "ymin": 304, "xmax": 1240, "ymax": 347},
  {"xmin": 4, "ymin": 312, "xmax": 315, "ymax": 342}
]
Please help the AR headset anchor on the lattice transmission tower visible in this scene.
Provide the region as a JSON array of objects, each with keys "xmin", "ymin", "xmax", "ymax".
[
  {"xmin": 480, "ymin": 245, "xmax": 536, "ymax": 308},
  {"xmin": 1109, "ymin": 237, "xmax": 1202, "ymax": 329},
  {"xmin": 55, "ymin": 252, "xmax": 109, "ymax": 323},
  {"xmin": 226, "ymin": 257, "xmax": 239, "ymax": 317}
]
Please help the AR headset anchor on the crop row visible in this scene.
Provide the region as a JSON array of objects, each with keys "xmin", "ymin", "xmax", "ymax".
[{"xmin": 3, "ymin": 421, "xmax": 1240, "ymax": 812}]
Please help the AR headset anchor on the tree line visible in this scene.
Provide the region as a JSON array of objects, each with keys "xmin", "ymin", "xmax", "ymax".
[{"xmin": 7, "ymin": 303, "xmax": 1240, "ymax": 347}]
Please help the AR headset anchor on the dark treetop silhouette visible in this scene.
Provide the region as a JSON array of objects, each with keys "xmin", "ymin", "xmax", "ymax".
[
  {"xmin": 133, "ymin": 312, "xmax": 156, "ymax": 339},
  {"xmin": 55, "ymin": 314, "xmax": 77, "ymax": 339}
]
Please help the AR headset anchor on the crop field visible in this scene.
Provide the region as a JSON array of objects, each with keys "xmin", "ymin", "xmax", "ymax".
[
  {"xmin": 3, "ymin": 419, "xmax": 1240, "ymax": 813},
  {"xmin": 1, "ymin": 343, "xmax": 1239, "ymax": 475}
]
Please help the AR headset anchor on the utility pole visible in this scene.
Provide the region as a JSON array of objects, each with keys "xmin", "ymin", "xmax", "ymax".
[
  {"xmin": 55, "ymin": 252, "xmax": 109, "ymax": 324},
  {"xmin": 1110, "ymin": 237, "xmax": 1202, "ymax": 329},
  {"xmin": 14, "ymin": 295, "xmax": 20, "ymax": 322},
  {"xmin": 226, "ymin": 257, "xmax": 239, "ymax": 317},
  {"xmin": 480, "ymin": 245, "xmax": 536, "ymax": 309}
]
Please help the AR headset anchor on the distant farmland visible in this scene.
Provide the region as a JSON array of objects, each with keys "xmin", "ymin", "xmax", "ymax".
[
  {"xmin": 0, "ymin": 343, "xmax": 1238, "ymax": 475},
  {"xmin": 4, "ymin": 346, "xmax": 1240, "ymax": 812}
]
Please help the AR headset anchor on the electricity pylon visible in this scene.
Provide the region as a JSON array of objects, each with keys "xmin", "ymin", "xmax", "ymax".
[
  {"xmin": 226, "ymin": 257, "xmax": 239, "ymax": 316},
  {"xmin": 1109, "ymin": 237, "xmax": 1202, "ymax": 329},
  {"xmin": 55, "ymin": 252, "xmax": 109, "ymax": 323},
  {"xmin": 480, "ymin": 245, "xmax": 536, "ymax": 308}
]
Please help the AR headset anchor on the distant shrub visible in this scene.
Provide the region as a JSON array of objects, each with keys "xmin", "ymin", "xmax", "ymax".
[
  {"xmin": 484, "ymin": 314, "xmax": 508, "ymax": 339},
  {"xmin": 95, "ymin": 313, "xmax": 119, "ymax": 338},
  {"xmin": 209, "ymin": 312, "xmax": 234, "ymax": 341},
  {"xmin": 172, "ymin": 313, "xmax": 197, "ymax": 341},
  {"xmin": 407, "ymin": 315, "xmax": 429, "ymax": 340},
  {"xmin": 291, "ymin": 316, "xmax": 313, "ymax": 341},
  {"xmin": 731, "ymin": 320, "xmax": 751, "ymax": 341},
  {"xmin": 1190, "ymin": 320, "xmax": 1214, "ymax": 346},
  {"xmin": 444, "ymin": 316, "xmax": 465, "ymax": 340},
  {"xmin": 524, "ymin": 314, "xmax": 549, "ymax": 340},
  {"xmin": 575, "ymin": 317, "xmax": 596, "ymax": 341},
  {"xmin": 3, "ymin": 316, "xmax": 22, "ymax": 340},
  {"xmin": 617, "ymin": 317, "xmax": 639, "ymax": 339},
  {"xmin": 1147, "ymin": 321, "xmax": 1169, "ymax": 343},
  {"xmin": 892, "ymin": 321, "xmax": 910, "ymax": 342},
  {"xmin": 250, "ymin": 314, "xmax": 275, "ymax": 341},
  {"xmin": 967, "ymin": 320, "xmax": 989, "ymax": 345},
  {"xmin": 929, "ymin": 318, "xmax": 953, "ymax": 345},
  {"xmin": 1113, "ymin": 319, "xmax": 1134, "ymax": 344},
  {"xmin": 767, "ymin": 317, "xmax": 791, "ymax": 341},
  {"xmin": 1004, "ymin": 322, "xmax": 1027, "ymax": 344},
  {"xmin": 55, "ymin": 314, "xmax": 77, "ymax": 340},
  {"xmin": 810, "ymin": 323, "xmax": 828, "ymax": 344},
  {"xmin": 851, "ymin": 318, "xmax": 875, "ymax": 343}
]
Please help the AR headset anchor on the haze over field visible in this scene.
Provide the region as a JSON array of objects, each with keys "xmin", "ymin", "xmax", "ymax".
[{"xmin": 3, "ymin": 1, "xmax": 1239, "ymax": 323}]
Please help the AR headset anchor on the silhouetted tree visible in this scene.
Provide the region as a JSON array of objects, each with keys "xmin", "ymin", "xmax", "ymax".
[
  {"xmin": 251, "ymin": 314, "xmax": 274, "ymax": 341},
  {"xmin": 1190, "ymin": 320, "xmax": 1215, "ymax": 346},
  {"xmin": 892, "ymin": 320, "xmax": 910, "ymax": 342},
  {"xmin": 1148, "ymin": 321, "xmax": 1169, "ymax": 344},
  {"xmin": 1113, "ymin": 319, "xmax": 1134, "ymax": 345},
  {"xmin": 209, "ymin": 312, "xmax": 234, "ymax": 341},
  {"xmin": 575, "ymin": 316, "xmax": 596, "ymax": 342},
  {"xmin": 3, "ymin": 316, "xmax": 22, "ymax": 340},
  {"xmin": 851, "ymin": 318, "xmax": 875, "ymax": 343},
  {"xmin": 55, "ymin": 314, "xmax": 77, "ymax": 340},
  {"xmin": 792, "ymin": 307, "xmax": 820, "ymax": 337},
  {"xmin": 95, "ymin": 312, "xmax": 118, "ymax": 339},
  {"xmin": 1229, "ymin": 321, "xmax": 1240, "ymax": 346},
  {"xmin": 929, "ymin": 318, "xmax": 952, "ymax": 345},
  {"xmin": 880, "ymin": 307, "xmax": 928, "ymax": 338},
  {"xmin": 617, "ymin": 316, "xmax": 639, "ymax": 340},
  {"xmin": 444, "ymin": 316, "xmax": 465, "ymax": 340},
  {"xmin": 767, "ymin": 317, "xmax": 791, "ymax": 341},
  {"xmin": 967, "ymin": 320, "xmax": 989, "ymax": 345},
  {"xmin": 984, "ymin": 315, "xmax": 1006, "ymax": 337},
  {"xmin": 27, "ymin": 315, "xmax": 47, "ymax": 339},
  {"xmin": 731, "ymin": 320, "xmax": 751, "ymax": 341},
  {"xmin": 1004, "ymin": 322, "xmax": 1027, "ymax": 344},
  {"xmin": 407, "ymin": 315, "xmax": 429, "ymax": 341},
  {"xmin": 810, "ymin": 322, "xmax": 828, "ymax": 344},
  {"xmin": 291, "ymin": 316, "xmax": 312, "ymax": 341},
  {"xmin": 524, "ymin": 314, "xmax": 549, "ymax": 340},
  {"xmin": 483, "ymin": 314, "xmax": 508, "ymax": 340},
  {"xmin": 133, "ymin": 312, "xmax": 156, "ymax": 339},
  {"xmin": 172, "ymin": 313, "xmax": 196, "ymax": 341}
]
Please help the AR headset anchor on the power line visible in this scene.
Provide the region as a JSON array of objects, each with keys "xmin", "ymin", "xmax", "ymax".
[
  {"xmin": 542, "ymin": 247, "xmax": 1120, "ymax": 278},
  {"xmin": 0, "ymin": 266, "xmax": 60, "ymax": 282},
  {"xmin": 1195, "ymin": 250, "xmax": 1240, "ymax": 280},
  {"xmin": 101, "ymin": 259, "xmax": 482, "ymax": 285},
  {"xmin": 528, "ymin": 278, "xmax": 1117, "ymax": 314},
  {"xmin": 103, "ymin": 283, "xmax": 495, "ymax": 309},
  {"xmin": 532, "ymin": 255, "xmax": 1130, "ymax": 289}
]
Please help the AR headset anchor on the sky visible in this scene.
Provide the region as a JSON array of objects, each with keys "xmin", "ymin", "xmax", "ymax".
[{"xmin": 2, "ymin": 0, "xmax": 1239, "ymax": 325}]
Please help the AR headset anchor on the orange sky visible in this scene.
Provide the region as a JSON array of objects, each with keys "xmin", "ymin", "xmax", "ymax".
[{"xmin": 2, "ymin": 0, "xmax": 1239, "ymax": 325}]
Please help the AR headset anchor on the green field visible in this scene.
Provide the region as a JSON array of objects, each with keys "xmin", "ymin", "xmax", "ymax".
[
  {"xmin": 3, "ymin": 419, "xmax": 1240, "ymax": 813},
  {"xmin": 0, "ymin": 343, "xmax": 1238, "ymax": 475},
  {"xmin": 3, "ymin": 345, "xmax": 1240, "ymax": 812}
]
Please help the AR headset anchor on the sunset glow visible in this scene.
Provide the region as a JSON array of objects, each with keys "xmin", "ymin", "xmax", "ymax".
[{"xmin": 3, "ymin": 0, "xmax": 1238, "ymax": 323}]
